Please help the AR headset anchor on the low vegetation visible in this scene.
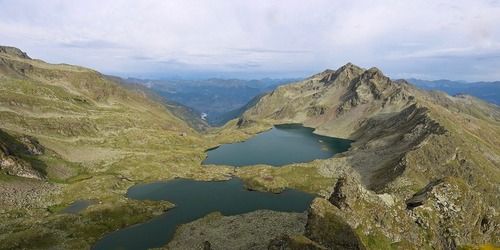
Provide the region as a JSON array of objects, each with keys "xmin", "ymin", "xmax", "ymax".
[{"xmin": 0, "ymin": 47, "xmax": 498, "ymax": 249}]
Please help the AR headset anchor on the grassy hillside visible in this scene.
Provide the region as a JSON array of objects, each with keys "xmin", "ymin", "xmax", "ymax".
[
  {"xmin": 0, "ymin": 46, "xmax": 232, "ymax": 249},
  {"xmin": 113, "ymin": 78, "xmax": 210, "ymax": 132}
]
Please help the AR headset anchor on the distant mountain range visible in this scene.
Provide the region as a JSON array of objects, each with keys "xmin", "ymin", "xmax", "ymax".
[
  {"xmin": 123, "ymin": 77, "xmax": 499, "ymax": 130},
  {"xmin": 407, "ymin": 78, "xmax": 500, "ymax": 105},
  {"xmin": 126, "ymin": 78, "xmax": 297, "ymax": 125}
]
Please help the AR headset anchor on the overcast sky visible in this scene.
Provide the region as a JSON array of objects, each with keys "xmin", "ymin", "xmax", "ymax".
[{"xmin": 1, "ymin": 0, "xmax": 499, "ymax": 80}]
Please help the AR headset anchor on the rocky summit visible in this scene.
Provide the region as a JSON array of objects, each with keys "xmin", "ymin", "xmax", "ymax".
[
  {"xmin": 0, "ymin": 47, "xmax": 498, "ymax": 250},
  {"xmin": 229, "ymin": 63, "xmax": 500, "ymax": 249}
]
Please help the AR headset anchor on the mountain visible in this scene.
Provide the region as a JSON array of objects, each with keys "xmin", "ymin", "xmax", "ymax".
[
  {"xmin": 1, "ymin": 46, "xmax": 498, "ymax": 250},
  {"xmin": 127, "ymin": 78, "xmax": 296, "ymax": 125},
  {"xmin": 0, "ymin": 46, "xmax": 227, "ymax": 249},
  {"xmin": 111, "ymin": 77, "xmax": 210, "ymax": 132},
  {"xmin": 213, "ymin": 63, "xmax": 500, "ymax": 249},
  {"xmin": 407, "ymin": 78, "xmax": 500, "ymax": 105},
  {"xmin": 210, "ymin": 93, "xmax": 266, "ymax": 126},
  {"xmin": 0, "ymin": 46, "xmax": 196, "ymax": 179}
]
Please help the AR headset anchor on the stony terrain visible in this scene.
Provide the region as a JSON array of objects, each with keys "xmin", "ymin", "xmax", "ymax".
[
  {"xmin": 0, "ymin": 47, "xmax": 498, "ymax": 250},
  {"xmin": 166, "ymin": 211, "xmax": 308, "ymax": 250},
  {"xmin": 0, "ymin": 130, "xmax": 45, "ymax": 180}
]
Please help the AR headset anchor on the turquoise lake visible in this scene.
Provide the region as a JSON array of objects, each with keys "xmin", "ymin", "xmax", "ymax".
[
  {"xmin": 93, "ymin": 178, "xmax": 314, "ymax": 250},
  {"xmin": 203, "ymin": 124, "xmax": 352, "ymax": 166},
  {"xmin": 93, "ymin": 124, "xmax": 351, "ymax": 249}
]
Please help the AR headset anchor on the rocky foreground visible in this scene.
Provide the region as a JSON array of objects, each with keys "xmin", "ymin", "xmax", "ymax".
[{"xmin": 166, "ymin": 211, "xmax": 308, "ymax": 250}]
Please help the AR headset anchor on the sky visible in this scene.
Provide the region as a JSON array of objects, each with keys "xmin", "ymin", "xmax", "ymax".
[{"xmin": 1, "ymin": 0, "xmax": 500, "ymax": 81}]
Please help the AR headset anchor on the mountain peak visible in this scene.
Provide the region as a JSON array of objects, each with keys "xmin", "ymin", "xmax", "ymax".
[
  {"xmin": 362, "ymin": 66, "xmax": 388, "ymax": 80},
  {"xmin": 366, "ymin": 66, "xmax": 382, "ymax": 73},
  {"xmin": 0, "ymin": 46, "xmax": 31, "ymax": 59},
  {"xmin": 319, "ymin": 63, "xmax": 364, "ymax": 83},
  {"xmin": 338, "ymin": 62, "xmax": 363, "ymax": 72}
]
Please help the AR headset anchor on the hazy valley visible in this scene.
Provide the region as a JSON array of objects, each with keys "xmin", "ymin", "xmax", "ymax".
[{"xmin": 126, "ymin": 78, "xmax": 295, "ymax": 126}]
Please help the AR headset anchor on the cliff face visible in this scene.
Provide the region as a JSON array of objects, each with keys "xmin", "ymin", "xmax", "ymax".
[{"xmin": 234, "ymin": 63, "xmax": 500, "ymax": 249}]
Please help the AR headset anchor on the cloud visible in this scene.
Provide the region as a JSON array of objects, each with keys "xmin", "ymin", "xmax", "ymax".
[
  {"xmin": 387, "ymin": 43, "xmax": 500, "ymax": 60},
  {"xmin": 226, "ymin": 62, "xmax": 261, "ymax": 69},
  {"xmin": 0, "ymin": 0, "xmax": 499, "ymax": 80},
  {"xmin": 229, "ymin": 48, "xmax": 311, "ymax": 55},
  {"xmin": 59, "ymin": 39, "xmax": 121, "ymax": 49},
  {"xmin": 130, "ymin": 55, "xmax": 156, "ymax": 61}
]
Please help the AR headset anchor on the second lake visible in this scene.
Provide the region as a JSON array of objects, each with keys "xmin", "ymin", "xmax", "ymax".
[{"xmin": 203, "ymin": 124, "xmax": 352, "ymax": 167}]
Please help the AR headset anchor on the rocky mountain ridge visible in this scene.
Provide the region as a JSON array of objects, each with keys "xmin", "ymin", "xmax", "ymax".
[
  {"xmin": 229, "ymin": 63, "xmax": 500, "ymax": 249},
  {"xmin": 0, "ymin": 46, "xmax": 31, "ymax": 59}
]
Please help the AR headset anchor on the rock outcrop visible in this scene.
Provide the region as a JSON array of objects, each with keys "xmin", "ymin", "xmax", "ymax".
[
  {"xmin": 305, "ymin": 198, "xmax": 366, "ymax": 250},
  {"xmin": 166, "ymin": 211, "xmax": 308, "ymax": 250},
  {"xmin": 0, "ymin": 130, "xmax": 45, "ymax": 180},
  {"xmin": 0, "ymin": 46, "xmax": 31, "ymax": 59},
  {"xmin": 0, "ymin": 148, "xmax": 43, "ymax": 180}
]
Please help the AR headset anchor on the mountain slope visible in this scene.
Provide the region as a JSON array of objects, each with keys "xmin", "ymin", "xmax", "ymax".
[
  {"xmin": 211, "ymin": 92, "xmax": 266, "ymax": 126},
  {"xmin": 111, "ymin": 77, "xmax": 210, "ymax": 132},
  {"xmin": 0, "ymin": 46, "xmax": 231, "ymax": 249},
  {"xmin": 0, "ymin": 46, "xmax": 202, "ymax": 179},
  {"xmin": 224, "ymin": 63, "xmax": 500, "ymax": 249}
]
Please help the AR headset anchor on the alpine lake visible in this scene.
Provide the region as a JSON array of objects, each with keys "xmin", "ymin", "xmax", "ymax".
[{"xmin": 93, "ymin": 124, "xmax": 352, "ymax": 249}]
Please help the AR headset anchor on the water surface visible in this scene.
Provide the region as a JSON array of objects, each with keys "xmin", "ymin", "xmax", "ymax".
[
  {"xmin": 93, "ymin": 178, "xmax": 314, "ymax": 250},
  {"xmin": 62, "ymin": 199, "xmax": 96, "ymax": 214},
  {"xmin": 203, "ymin": 124, "xmax": 352, "ymax": 166}
]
